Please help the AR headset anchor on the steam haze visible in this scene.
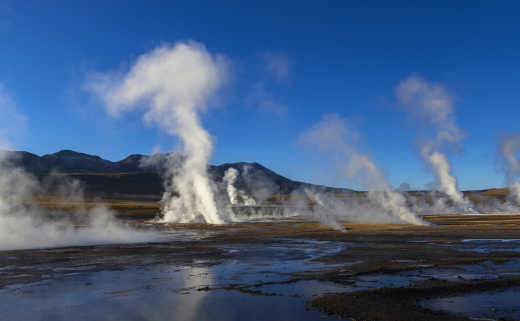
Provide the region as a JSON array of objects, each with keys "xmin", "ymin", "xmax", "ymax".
[
  {"xmin": 396, "ymin": 75, "xmax": 473, "ymax": 212},
  {"xmin": 0, "ymin": 90, "xmax": 162, "ymax": 251},
  {"xmin": 500, "ymin": 135, "xmax": 520, "ymax": 205},
  {"xmin": 88, "ymin": 41, "xmax": 230, "ymax": 224},
  {"xmin": 299, "ymin": 114, "xmax": 426, "ymax": 226}
]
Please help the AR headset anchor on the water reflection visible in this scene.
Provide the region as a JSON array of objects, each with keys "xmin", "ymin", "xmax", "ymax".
[
  {"xmin": 0, "ymin": 239, "xmax": 343, "ymax": 321},
  {"xmin": 3, "ymin": 237, "xmax": 520, "ymax": 321},
  {"xmin": 1, "ymin": 264, "xmax": 339, "ymax": 321}
]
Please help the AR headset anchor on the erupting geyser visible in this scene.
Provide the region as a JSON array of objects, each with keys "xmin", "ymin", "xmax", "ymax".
[
  {"xmin": 223, "ymin": 168, "xmax": 256, "ymax": 206},
  {"xmin": 89, "ymin": 41, "xmax": 230, "ymax": 224},
  {"xmin": 500, "ymin": 135, "xmax": 520, "ymax": 205},
  {"xmin": 396, "ymin": 75, "xmax": 475, "ymax": 212},
  {"xmin": 223, "ymin": 168, "xmax": 239, "ymax": 205},
  {"xmin": 421, "ymin": 145, "xmax": 471, "ymax": 208},
  {"xmin": 300, "ymin": 114, "xmax": 427, "ymax": 226}
]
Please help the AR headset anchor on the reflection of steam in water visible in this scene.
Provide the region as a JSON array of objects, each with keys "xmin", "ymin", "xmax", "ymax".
[
  {"xmin": 172, "ymin": 265, "xmax": 213, "ymax": 321},
  {"xmin": 0, "ymin": 241, "xmax": 343, "ymax": 321},
  {"xmin": 2, "ymin": 238, "xmax": 518, "ymax": 321}
]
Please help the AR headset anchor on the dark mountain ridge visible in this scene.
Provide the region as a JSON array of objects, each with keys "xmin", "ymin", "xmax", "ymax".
[
  {"xmin": 7, "ymin": 150, "xmax": 150, "ymax": 173},
  {"xmin": 3, "ymin": 150, "xmax": 354, "ymax": 198}
]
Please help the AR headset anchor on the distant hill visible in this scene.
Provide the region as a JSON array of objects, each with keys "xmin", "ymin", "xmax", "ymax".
[
  {"xmin": 3, "ymin": 150, "xmax": 354, "ymax": 199},
  {"xmin": 7, "ymin": 150, "xmax": 153, "ymax": 173}
]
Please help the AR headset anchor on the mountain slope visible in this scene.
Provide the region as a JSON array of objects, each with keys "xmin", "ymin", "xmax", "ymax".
[{"xmin": 3, "ymin": 150, "xmax": 354, "ymax": 198}]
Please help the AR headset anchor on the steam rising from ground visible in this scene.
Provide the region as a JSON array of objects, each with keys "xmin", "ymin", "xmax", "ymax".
[
  {"xmin": 396, "ymin": 75, "xmax": 474, "ymax": 212},
  {"xmin": 299, "ymin": 114, "xmax": 426, "ymax": 226},
  {"xmin": 88, "ymin": 41, "xmax": 229, "ymax": 224},
  {"xmin": 223, "ymin": 168, "xmax": 239, "ymax": 205},
  {"xmin": 223, "ymin": 168, "xmax": 256, "ymax": 206},
  {"xmin": 500, "ymin": 135, "xmax": 520, "ymax": 205},
  {"xmin": 0, "ymin": 152, "xmax": 163, "ymax": 251},
  {"xmin": 0, "ymin": 89, "xmax": 161, "ymax": 250},
  {"xmin": 511, "ymin": 182, "xmax": 520, "ymax": 205},
  {"xmin": 0, "ymin": 84, "xmax": 26, "ymax": 149}
]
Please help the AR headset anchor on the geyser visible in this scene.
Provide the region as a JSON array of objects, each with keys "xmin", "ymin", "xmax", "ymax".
[
  {"xmin": 89, "ymin": 41, "xmax": 229, "ymax": 224},
  {"xmin": 299, "ymin": 114, "xmax": 427, "ymax": 226},
  {"xmin": 396, "ymin": 75, "xmax": 474, "ymax": 212},
  {"xmin": 223, "ymin": 168, "xmax": 239, "ymax": 205},
  {"xmin": 223, "ymin": 168, "xmax": 256, "ymax": 206},
  {"xmin": 500, "ymin": 135, "xmax": 520, "ymax": 205}
]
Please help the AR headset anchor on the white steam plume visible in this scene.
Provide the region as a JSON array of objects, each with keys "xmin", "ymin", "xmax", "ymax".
[
  {"xmin": 500, "ymin": 135, "xmax": 520, "ymax": 204},
  {"xmin": 0, "ymin": 152, "xmax": 162, "ymax": 251},
  {"xmin": 0, "ymin": 83, "xmax": 26, "ymax": 149},
  {"xmin": 511, "ymin": 182, "xmax": 520, "ymax": 205},
  {"xmin": 300, "ymin": 114, "xmax": 426, "ymax": 226},
  {"xmin": 299, "ymin": 189, "xmax": 347, "ymax": 231},
  {"xmin": 223, "ymin": 168, "xmax": 239, "ymax": 205},
  {"xmin": 0, "ymin": 90, "xmax": 161, "ymax": 251},
  {"xmin": 240, "ymin": 193, "xmax": 257, "ymax": 206},
  {"xmin": 423, "ymin": 147, "xmax": 468, "ymax": 207},
  {"xmin": 223, "ymin": 167, "xmax": 257, "ymax": 206},
  {"xmin": 395, "ymin": 75, "xmax": 473, "ymax": 212},
  {"xmin": 88, "ymin": 41, "xmax": 229, "ymax": 224}
]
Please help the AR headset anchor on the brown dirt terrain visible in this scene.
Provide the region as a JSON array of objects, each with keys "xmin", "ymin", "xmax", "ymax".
[
  {"xmin": 202, "ymin": 215, "xmax": 520, "ymax": 283},
  {"xmin": 309, "ymin": 277, "xmax": 520, "ymax": 321},
  {"xmin": 2, "ymin": 208, "xmax": 520, "ymax": 320},
  {"xmin": 0, "ymin": 241, "xmax": 227, "ymax": 290}
]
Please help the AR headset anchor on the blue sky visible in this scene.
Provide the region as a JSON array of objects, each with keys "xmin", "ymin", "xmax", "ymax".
[{"xmin": 0, "ymin": 1, "xmax": 519, "ymax": 190}]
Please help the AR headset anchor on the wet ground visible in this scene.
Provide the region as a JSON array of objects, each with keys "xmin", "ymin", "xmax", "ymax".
[
  {"xmin": 2, "ymin": 214, "xmax": 520, "ymax": 321},
  {"xmin": 421, "ymin": 287, "xmax": 520, "ymax": 320}
]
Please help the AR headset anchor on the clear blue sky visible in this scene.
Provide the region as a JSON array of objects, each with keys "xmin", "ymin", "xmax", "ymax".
[{"xmin": 0, "ymin": 1, "xmax": 518, "ymax": 190}]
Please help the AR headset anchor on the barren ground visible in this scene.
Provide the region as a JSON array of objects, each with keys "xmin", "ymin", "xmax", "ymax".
[{"xmin": 2, "ymin": 209, "xmax": 520, "ymax": 321}]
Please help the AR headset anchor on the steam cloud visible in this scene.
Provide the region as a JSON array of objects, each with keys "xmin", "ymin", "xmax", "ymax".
[
  {"xmin": 0, "ymin": 89, "xmax": 160, "ymax": 251},
  {"xmin": 0, "ymin": 161, "xmax": 161, "ymax": 250},
  {"xmin": 0, "ymin": 83, "xmax": 26, "ymax": 149},
  {"xmin": 500, "ymin": 135, "xmax": 520, "ymax": 205},
  {"xmin": 223, "ymin": 168, "xmax": 256, "ymax": 206},
  {"xmin": 395, "ymin": 75, "xmax": 474, "ymax": 212},
  {"xmin": 299, "ymin": 114, "xmax": 427, "ymax": 226},
  {"xmin": 88, "ymin": 41, "xmax": 230, "ymax": 224},
  {"xmin": 223, "ymin": 168, "xmax": 239, "ymax": 205}
]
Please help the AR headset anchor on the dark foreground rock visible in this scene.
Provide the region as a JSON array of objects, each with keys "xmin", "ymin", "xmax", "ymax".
[{"xmin": 308, "ymin": 277, "xmax": 520, "ymax": 321}]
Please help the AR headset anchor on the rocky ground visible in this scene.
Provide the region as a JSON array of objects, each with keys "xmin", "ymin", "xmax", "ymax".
[{"xmin": 1, "ymin": 214, "xmax": 520, "ymax": 320}]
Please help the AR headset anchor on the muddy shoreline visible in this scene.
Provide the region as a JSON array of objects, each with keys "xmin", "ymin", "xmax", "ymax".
[{"xmin": 1, "ymin": 214, "xmax": 520, "ymax": 320}]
